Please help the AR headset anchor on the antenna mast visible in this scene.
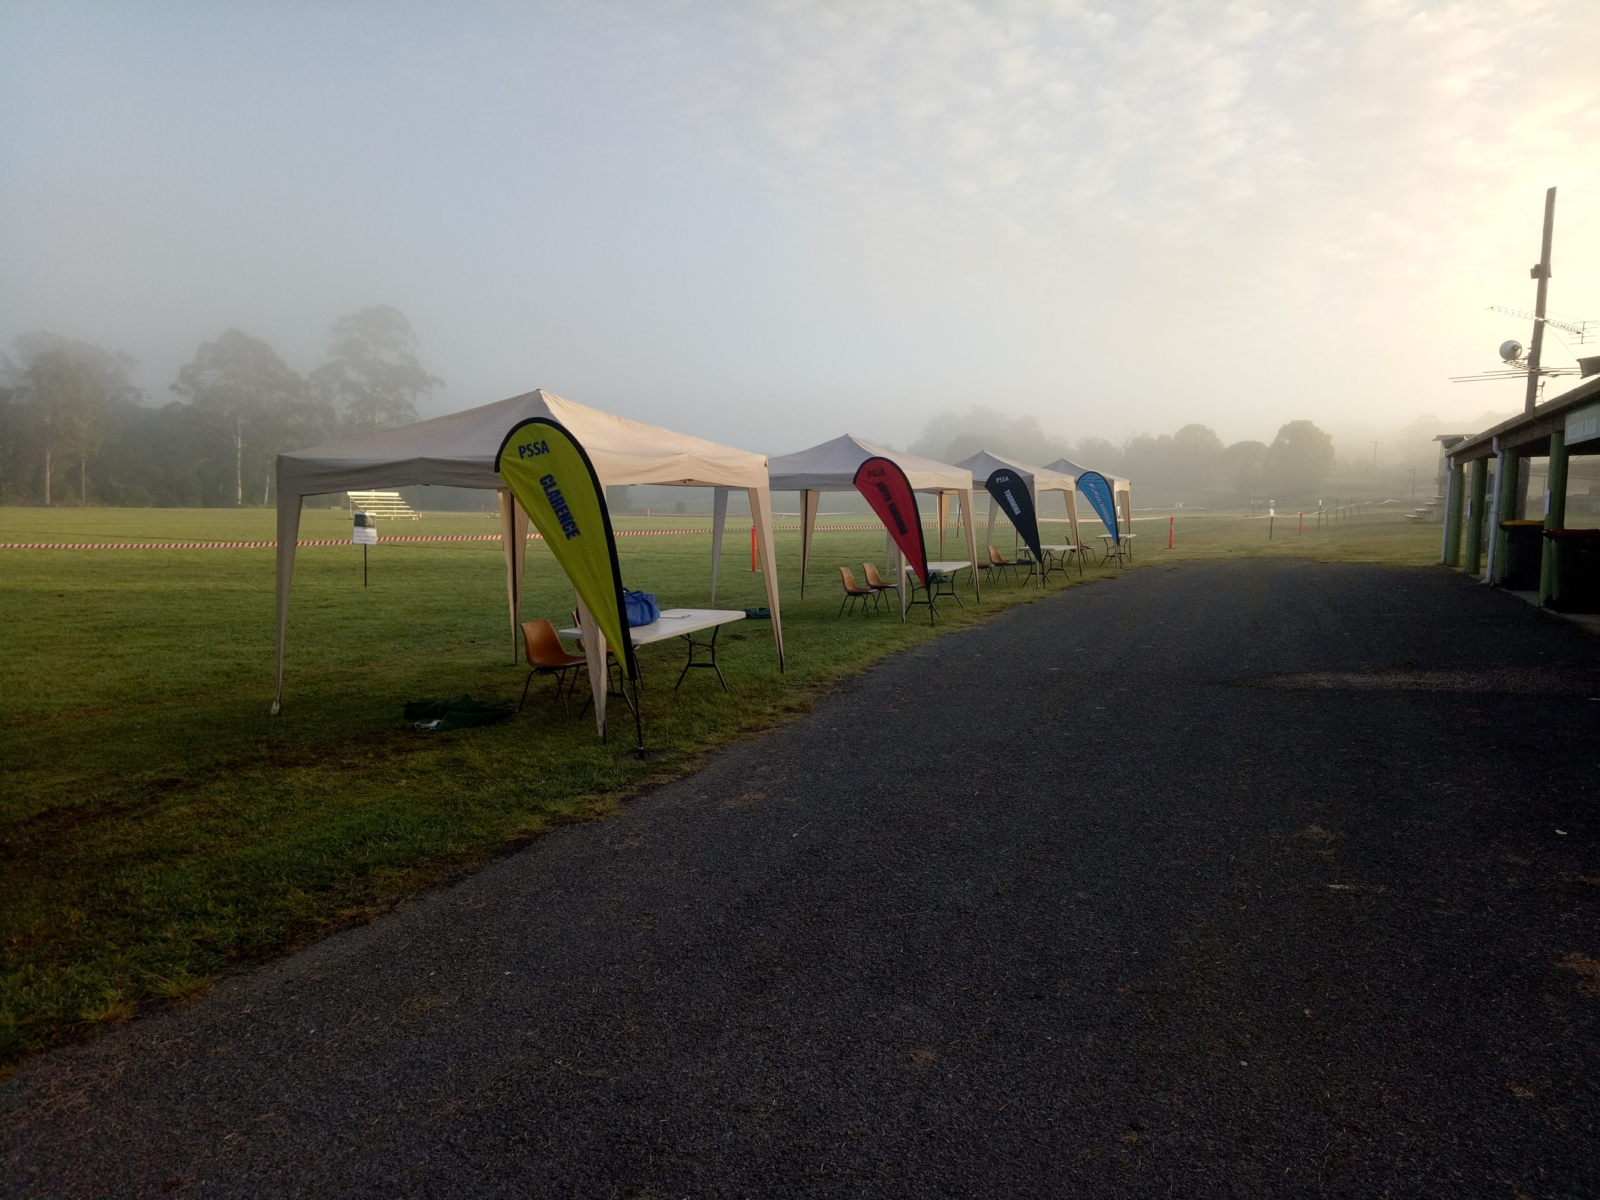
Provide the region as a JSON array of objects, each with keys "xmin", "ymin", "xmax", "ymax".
[{"xmin": 1525, "ymin": 187, "xmax": 1556, "ymax": 415}]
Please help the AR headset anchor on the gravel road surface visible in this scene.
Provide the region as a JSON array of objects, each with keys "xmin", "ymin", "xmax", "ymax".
[{"xmin": 4, "ymin": 559, "xmax": 1598, "ymax": 1198}]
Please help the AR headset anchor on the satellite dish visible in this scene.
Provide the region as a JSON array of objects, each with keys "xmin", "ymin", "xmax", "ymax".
[{"xmin": 1500, "ymin": 340, "xmax": 1524, "ymax": 362}]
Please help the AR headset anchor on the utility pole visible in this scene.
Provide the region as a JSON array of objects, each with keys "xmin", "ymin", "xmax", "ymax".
[{"xmin": 1525, "ymin": 187, "xmax": 1556, "ymax": 415}]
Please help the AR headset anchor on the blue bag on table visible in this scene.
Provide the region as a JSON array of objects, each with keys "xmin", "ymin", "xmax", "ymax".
[{"xmin": 623, "ymin": 589, "xmax": 660, "ymax": 627}]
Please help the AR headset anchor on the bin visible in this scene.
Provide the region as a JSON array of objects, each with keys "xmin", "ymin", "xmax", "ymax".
[
  {"xmin": 1499, "ymin": 520, "xmax": 1545, "ymax": 590},
  {"xmin": 1544, "ymin": 528, "xmax": 1600, "ymax": 613}
]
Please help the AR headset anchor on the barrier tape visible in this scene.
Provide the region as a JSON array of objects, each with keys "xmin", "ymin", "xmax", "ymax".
[
  {"xmin": 0, "ymin": 532, "xmax": 696, "ymax": 550},
  {"xmin": 0, "ymin": 515, "xmax": 1152, "ymax": 551},
  {"xmin": 0, "ymin": 524, "xmax": 905, "ymax": 549}
]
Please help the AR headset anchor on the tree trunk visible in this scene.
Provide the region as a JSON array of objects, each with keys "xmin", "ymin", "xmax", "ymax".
[
  {"xmin": 263, "ymin": 461, "xmax": 272, "ymax": 506},
  {"xmin": 235, "ymin": 416, "xmax": 243, "ymax": 507},
  {"xmin": 44, "ymin": 448, "xmax": 52, "ymax": 506},
  {"xmin": 81, "ymin": 455, "xmax": 87, "ymax": 506}
]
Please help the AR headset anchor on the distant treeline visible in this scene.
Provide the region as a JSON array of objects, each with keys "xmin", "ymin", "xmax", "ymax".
[
  {"xmin": 3, "ymin": 318, "xmax": 1338, "ymax": 510},
  {"xmin": 910, "ymin": 408, "xmax": 1337, "ymax": 505},
  {"xmin": 0, "ymin": 306, "xmax": 438, "ymax": 508}
]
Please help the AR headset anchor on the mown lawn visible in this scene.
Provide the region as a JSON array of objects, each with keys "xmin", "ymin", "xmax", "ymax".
[{"xmin": 0, "ymin": 503, "xmax": 1440, "ymax": 1063}]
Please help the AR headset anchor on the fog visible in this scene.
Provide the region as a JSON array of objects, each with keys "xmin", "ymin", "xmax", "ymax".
[{"xmin": 3, "ymin": 1, "xmax": 1598, "ymax": 470}]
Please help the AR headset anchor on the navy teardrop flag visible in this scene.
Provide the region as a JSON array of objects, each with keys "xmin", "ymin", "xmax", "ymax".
[
  {"xmin": 1078, "ymin": 470, "xmax": 1119, "ymax": 544},
  {"xmin": 985, "ymin": 469, "xmax": 1043, "ymax": 566},
  {"xmin": 854, "ymin": 456, "xmax": 929, "ymax": 586}
]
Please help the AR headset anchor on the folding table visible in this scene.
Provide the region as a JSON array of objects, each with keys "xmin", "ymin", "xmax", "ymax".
[
  {"xmin": 560, "ymin": 608, "xmax": 746, "ymax": 692},
  {"xmin": 1098, "ymin": 533, "xmax": 1136, "ymax": 567},
  {"xmin": 900, "ymin": 561, "xmax": 972, "ymax": 622}
]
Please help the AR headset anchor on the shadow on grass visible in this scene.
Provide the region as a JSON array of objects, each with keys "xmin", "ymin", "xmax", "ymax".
[{"xmin": 2, "ymin": 511, "xmax": 1114, "ymax": 1063}]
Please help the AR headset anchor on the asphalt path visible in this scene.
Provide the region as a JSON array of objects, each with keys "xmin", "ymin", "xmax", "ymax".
[{"xmin": 4, "ymin": 559, "xmax": 1599, "ymax": 1198}]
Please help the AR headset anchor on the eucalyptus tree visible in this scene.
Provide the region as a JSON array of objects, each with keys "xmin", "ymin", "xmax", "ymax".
[
  {"xmin": 1220, "ymin": 439, "xmax": 1268, "ymax": 500},
  {"xmin": 18, "ymin": 351, "xmax": 109, "ymax": 504},
  {"xmin": 309, "ymin": 305, "xmax": 441, "ymax": 434},
  {"xmin": 172, "ymin": 329, "xmax": 325, "ymax": 506},
  {"xmin": 7, "ymin": 333, "xmax": 139, "ymax": 504},
  {"xmin": 1264, "ymin": 420, "xmax": 1336, "ymax": 502}
]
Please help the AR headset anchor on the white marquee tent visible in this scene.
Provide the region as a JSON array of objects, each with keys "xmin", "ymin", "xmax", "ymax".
[
  {"xmin": 955, "ymin": 451, "xmax": 1084, "ymax": 557},
  {"xmin": 272, "ymin": 390, "xmax": 784, "ymax": 722},
  {"xmin": 1046, "ymin": 457, "xmax": 1134, "ymax": 539},
  {"xmin": 767, "ymin": 434, "xmax": 979, "ymax": 607}
]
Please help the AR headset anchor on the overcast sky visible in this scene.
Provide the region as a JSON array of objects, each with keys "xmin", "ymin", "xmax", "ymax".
[{"xmin": 3, "ymin": 1, "xmax": 1598, "ymax": 462}]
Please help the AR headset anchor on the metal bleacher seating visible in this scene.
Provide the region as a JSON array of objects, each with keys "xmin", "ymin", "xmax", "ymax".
[{"xmin": 346, "ymin": 490, "xmax": 420, "ymax": 519}]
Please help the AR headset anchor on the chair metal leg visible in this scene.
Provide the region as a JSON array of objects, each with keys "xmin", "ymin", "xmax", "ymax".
[{"xmin": 518, "ymin": 671, "xmax": 535, "ymax": 712}]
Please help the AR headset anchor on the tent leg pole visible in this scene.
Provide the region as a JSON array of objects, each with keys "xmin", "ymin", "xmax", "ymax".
[
  {"xmin": 271, "ymin": 489, "xmax": 303, "ymax": 716},
  {"xmin": 800, "ymin": 489, "xmax": 819, "ymax": 599},
  {"xmin": 748, "ymin": 486, "xmax": 785, "ymax": 672},
  {"xmin": 710, "ymin": 487, "xmax": 729, "ymax": 603},
  {"xmin": 499, "ymin": 488, "xmax": 525, "ymax": 664}
]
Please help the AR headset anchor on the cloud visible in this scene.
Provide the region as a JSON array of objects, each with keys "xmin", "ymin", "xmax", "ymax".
[
  {"xmin": 622, "ymin": 0, "xmax": 1600, "ymax": 438},
  {"xmin": 2, "ymin": 1, "xmax": 1597, "ymax": 454}
]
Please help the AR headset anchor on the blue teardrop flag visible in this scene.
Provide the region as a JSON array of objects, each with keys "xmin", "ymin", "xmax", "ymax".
[{"xmin": 1078, "ymin": 470, "xmax": 1119, "ymax": 544}]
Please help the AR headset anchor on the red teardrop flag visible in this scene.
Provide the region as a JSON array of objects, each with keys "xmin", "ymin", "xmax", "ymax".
[{"xmin": 854, "ymin": 456, "xmax": 929, "ymax": 587}]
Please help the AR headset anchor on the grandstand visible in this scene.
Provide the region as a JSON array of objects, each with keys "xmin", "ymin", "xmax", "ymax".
[{"xmin": 346, "ymin": 490, "xmax": 420, "ymax": 519}]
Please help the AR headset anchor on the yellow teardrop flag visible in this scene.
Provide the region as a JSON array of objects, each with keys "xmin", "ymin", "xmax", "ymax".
[{"xmin": 494, "ymin": 418, "xmax": 636, "ymax": 680}]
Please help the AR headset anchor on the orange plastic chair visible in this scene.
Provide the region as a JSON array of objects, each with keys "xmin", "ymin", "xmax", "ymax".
[
  {"xmin": 862, "ymin": 561, "xmax": 900, "ymax": 605},
  {"xmin": 838, "ymin": 566, "xmax": 877, "ymax": 617},
  {"xmin": 988, "ymin": 542, "xmax": 1028, "ymax": 584},
  {"xmin": 519, "ymin": 619, "xmax": 588, "ymax": 713}
]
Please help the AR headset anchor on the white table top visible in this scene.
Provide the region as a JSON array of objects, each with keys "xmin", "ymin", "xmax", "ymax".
[
  {"xmin": 1098, "ymin": 533, "xmax": 1136, "ymax": 542},
  {"xmin": 559, "ymin": 607, "xmax": 746, "ymax": 647},
  {"xmin": 1037, "ymin": 544, "xmax": 1080, "ymax": 553},
  {"xmin": 901, "ymin": 560, "xmax": 972, "ymax": 576}
]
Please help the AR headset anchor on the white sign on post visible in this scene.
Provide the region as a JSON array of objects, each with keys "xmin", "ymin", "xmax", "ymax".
[{"xmin": 352, "ymin": 513, "xmax": 377, "ymax": 545}]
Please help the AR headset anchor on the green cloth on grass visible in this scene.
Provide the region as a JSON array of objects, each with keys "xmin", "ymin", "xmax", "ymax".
[{"xmin": 404, "ymin": 694, "xmax": 515, "ymax": 732}]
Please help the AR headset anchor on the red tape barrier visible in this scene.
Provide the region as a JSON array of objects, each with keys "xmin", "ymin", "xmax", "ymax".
[
  {"xmin": 0, "ymin": 516, "xmax": 1127, "ymax": 551},
  {"xmin": 2, "ymin": 525, "xmax": 852, "ymax": 550}
]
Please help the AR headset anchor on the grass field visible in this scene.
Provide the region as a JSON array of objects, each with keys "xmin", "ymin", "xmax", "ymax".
[{"xmin": 0, "ymin": 503, "xmax": 1441, "ymax": 1063}]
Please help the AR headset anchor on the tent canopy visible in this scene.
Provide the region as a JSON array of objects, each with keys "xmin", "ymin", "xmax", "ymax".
[
  {"xmin": 272, "ymin": 390, "xmax": 784, "ymax": 721},
  {"xmin": 766, "ymin": 433, "xmax": 979, "ymax": 605},
  {"xmin": 954, "ymin": 450, "xmax": 1078, "ymax": 495},
  {"xmin": 769, "ymin": 434, "xmax": 972, "ymax": 494},
  {"xmin": 956, "ymin": 450, "xmax": 1083, "ymax": 556},
  {"xmin": 278, "ymin": 389, "xmax": 769, "ymax": 496},
  {"xmin": 1045, "ymin": 456, "xmax": 1131, "ymax": 492}
]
